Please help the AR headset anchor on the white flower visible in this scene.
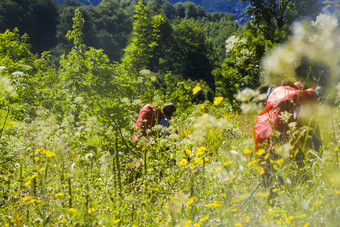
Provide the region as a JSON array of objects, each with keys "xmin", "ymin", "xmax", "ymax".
[
  {"xmin": 85, "ymin": 153, "xmax": 94, "ymax": 161},
  {"xmin": 236, "ymin": 88, "xmax": 260, "ymax": 103},
  {"xmin": 74, "ymin": 96, "xmax": 84, "ymax": 104}
]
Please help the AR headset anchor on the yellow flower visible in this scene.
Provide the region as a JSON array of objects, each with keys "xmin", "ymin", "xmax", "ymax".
[
  {"xmin": 235, "ymin": 224, "xmax": 243, "ymax": 227},
  {"xmin": 272, "ymin": 188, "xmax": 278, "ymax": 192},
  {"xmin": 243, "ymin": 149, "xmax": 252, "ymax": 155},
  {"xmin": 200, "ymin": 105, "xmax": 205, "ymax": 110},
  {"xmin": 197, "ymin": 146, "xmax": 207, "ymax": 152},
  {"xmin": 230, "ymin": 208, "xmax": 237, "ymax": 212},
  {"xmin": 34, "ymin": 157, "xmax": 40, "ymax": 161},
  {"xmin": 194, "ymin": 224, "xmax": 200, "ymax": 227},
  {"xmin": 336, "ymin": 190, "xmax": 340, "ymax": 195},
  {"xmin": 313, "ymin": 201, "xmax": 322, "ymax": 206},
  {"xmin": 24, "ymin": 179, "xmax": 31, "ymax": 186},
  {"xmin": 185, "ymin": 149, "xmax": 191, "ymax": 155},
  {"xmin": 248, "ymin": 160, "xmax": 259, "ymax": 166},
  {"xmin": 276, "ymin": 158, "xmax": 284, "ymax": 165},
  {"xmin": 205, "ymin": 200, "xmax": 223, "ymax": 208},
  {"xmin": 55, "ymin": 192, "xmax": 64, "ymax": 199},
  {"xmin": 201, "ymin": 216, "xmax": 209, "ymax": 222},
  {"xmin": 88, "ymin": 207, "xmax": 95, "ymax": 214},
  {"xmin": 194, "ymin": 157, "xmax": 203, "ymax": 165},
  {"xmin": 213, "ymin": 96, "xmax": 224, "ymax": 105},
  {"xmin": 216, "ymin": 166, "xmax": 222, "ymax": 171},
  {"xmin": 256, "ymin": 166, "xmax": 264, "ymax": 175},
  {"xmin": 193, "ymin": 85, "xmax": 202, "ymax": 95},
  {"xmin": 22, "ymin": 196, "xmax": 30, "ymax": 202},
  {"xmin": 113, "ymin": 219, "xmax": 120, "ymax": 224},
  {"xmin": 189, "ymin": 163, "xmax": 195, "ymax": 169},
  {"xmin": 179, "ymin": 159, "xmax": 188, "ymax": 166},
  {"xmin": 220, "ymin": 193, "xmax": 226, "ymax": 198},
  {"xmin": 304, "ymin": 223, "xmax": 310, "ymax": 227},
  {"xmin": 204, "ymin": 157, "xmax": 209, "ymax": 162},
  {"xmin": 224, "ymin": 161, "xmax": 234, "ymax": 166},
  {"xmin": 68, "ymin": 208, "xmax": 76, "ymax": 213},
  {"xmin": 277, "ymin": 218, "xmax": 282, "ymax": 225},
  {"xmin": 147, "ymin": 168, "xmax": 154, "ymax": 172},
  {"xmin": 35, "ymin": 148, "xmax": 43, "ymax": 153},
  {"xmin": 8, "ymin": 122, "xmax": 15, "ymax": 126},
  {"xmin": 186, "ymin": 197, "xmax": 195, "ymax": 205},
  {"xmin": 38, "ymin": 168, "xmax": 46, "ymax": 172},
  {"xmin": 255, "ymin": 149, "xmax": 266, "ymax": 156},
  {"xmin": 286, "ymin": 215, "xmax": 294, "ymax": 224},
  {"xmin": 46, "ymin": 151, "xmax": 56, "ymax": 157}
]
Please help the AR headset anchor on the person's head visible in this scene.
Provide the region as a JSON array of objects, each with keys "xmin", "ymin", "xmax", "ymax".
[{"xmin": 162, "ymin": 103, "xmax": 176, "ymax": 119}]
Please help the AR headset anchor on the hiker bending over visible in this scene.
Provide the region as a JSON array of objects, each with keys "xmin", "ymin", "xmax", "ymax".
[
  {"xmin": 255, "ymin": 81, "xmax": 321, "ymax": 156},
  {"xmin": 133, "ymin": 103, "xmax": 176, "ymax": 141},
  {"xmin": 254, "ymin": 81, "xmax": 322, "ymax": 191}
]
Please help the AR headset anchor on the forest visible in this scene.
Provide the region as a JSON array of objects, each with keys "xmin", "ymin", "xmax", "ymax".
[{"xmin": 0, "ymin": 0, "xmax": 339, "ymax": 226}]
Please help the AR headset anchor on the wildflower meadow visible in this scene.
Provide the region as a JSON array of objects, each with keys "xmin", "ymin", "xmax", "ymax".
[{"xmin": 0, "ymin": 1, "xmax": 340, "ymax": 226}]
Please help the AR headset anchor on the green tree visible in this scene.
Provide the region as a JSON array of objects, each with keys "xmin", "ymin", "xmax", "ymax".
[
  {"xmin": 242, "ymin": 0, "xmax": 322, "ymax": 42},
  {"xmin": 121, "ymin": 0, "xmax": 166, "ymax": 77},
  {"xmin": 195, "ymin": 13, "xmax": 240, "ymax": 62},
  {"xmin": 215, "ymin": 27, "xmax": 273, "ymax": 103},
  {"xmin": 0, "ymin": 0, "xmax": 58, "ymax": 53},
  {"xmin": 161, "ymin": 20, "xmax": 218, "ymax": 87},
  {"xmin": 55, "ymin": 0, "xmax": 132, "ymax": 62}
]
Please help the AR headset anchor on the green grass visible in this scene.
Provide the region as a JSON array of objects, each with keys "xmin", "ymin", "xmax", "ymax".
[{"xmin": 0, "ymin": 103, "xmax": 339, "ymax": 226}]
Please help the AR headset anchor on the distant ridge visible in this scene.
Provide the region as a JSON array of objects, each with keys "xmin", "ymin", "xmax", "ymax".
[{"xmin": 57, "ymin": 0, "xmax": 251, "ymax": 24}]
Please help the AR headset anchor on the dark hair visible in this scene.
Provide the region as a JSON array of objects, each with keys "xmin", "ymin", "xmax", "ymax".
[{"xmin": 162, "ymin": 103, "xmax": 176, "ymax": 117}]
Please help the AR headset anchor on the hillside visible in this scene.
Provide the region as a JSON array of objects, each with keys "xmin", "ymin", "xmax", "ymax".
[{"xmin": 57, "ymin": 0, "xmax": 250, "ymax": 24}]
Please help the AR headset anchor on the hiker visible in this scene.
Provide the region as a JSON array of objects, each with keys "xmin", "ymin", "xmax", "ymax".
[
  {"xmin": 255, "ymin": 81, "xmax": 322, "ymax": 189},
  {"xmin": 132, "ymin": 103, "xmax": 176, "ymax": 141},
  {"xmin": 255, "ymin": 81, "xmax": 322, "ymax": 155}
]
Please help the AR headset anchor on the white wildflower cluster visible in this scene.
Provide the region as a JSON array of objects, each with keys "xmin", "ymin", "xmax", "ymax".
[
  {"xmin": 74, "ymin": 96, "xmax": 85, "ymax": 105},
  {"xmin": 236, "ymin": 88, "xmax": 266, "ymax": 114},
  {"xmin": 100, "ymin": 153, "xmax": 112, "ymax": 171},
  {"xmin": 0, "ymin": 66, "xmax": 16, "ymax": 100},
  {"xmin": 139, "ymin": 69, "xmax": 151, "ymax": 77},
  {"xmin": 235, "ymin": 48, "xmax": 253, "ymax": 66},
  {"xmin": 225, "ymin": 35, "xmax": 246, "ymax": 53},
  {"xmin": 278, "ymin": 111, "xmax": 293, "ymax": 124},
  {"xmin": 152, "ymin": 92, "xmax": 163, "ymax": 106},
  {"xmin": 274, "ymin": 143, "xmax": 292, "ymax": 159},
  {"xmin": 188, "ymin": 114, "xmax": 230, "ymax": 145},
  {"xmin": 261, "ymin": 14, "xmax": 340, "ymax": 96},
  {"xmin": 132, "ymin": 99, "xmax": 143, "ymax": 107},
  {"xmin": 0, "ymin": 76, "xmax": 15, "ymax": 100}
]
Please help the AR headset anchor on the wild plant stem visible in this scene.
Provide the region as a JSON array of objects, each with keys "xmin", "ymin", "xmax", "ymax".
[
  {"xmin": 68, "ymin": 178, "xmax": 72, "ymax": 208},
  {"xmin": 0, "ymin": 106, "xmax": 10, "ymax": 140},
  {"xmin": 115, "ymin": 132, "xmax": 122, "ymax": 196}
]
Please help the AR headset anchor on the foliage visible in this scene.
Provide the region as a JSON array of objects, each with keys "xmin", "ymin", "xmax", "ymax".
[
  {"xmin": 0, "ymin": 2, "xmax": 339, "ymax": 226},
  {"xmin": 121, "ymin": 0, "xmax": 166, "ymax": 78},
  {"xmin": 55, "ymin": 0, "xmax": 132, "ymax": 62},
  {"xmin": 0, "ymin": 0, "xmax": 59, "ymax": 53},
  {"xmin": 215, "ymin": 27, "xmax": 274, "ymax": 104},
  {"xmin": 241, "ymin": 0, "xmax": 322, "ymax": 42},
  {"xmin": 160, "ymin": 19, "xmax": 218, "ymax": 88}
]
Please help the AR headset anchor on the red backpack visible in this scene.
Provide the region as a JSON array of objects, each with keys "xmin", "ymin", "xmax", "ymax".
[
  {"xmin": 133, "ymin": 104, "xmax": 164, "ymax": 141},
  {"xmin": 254, "ymin": 86, "xmax": 318, "ymax": 150}
]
